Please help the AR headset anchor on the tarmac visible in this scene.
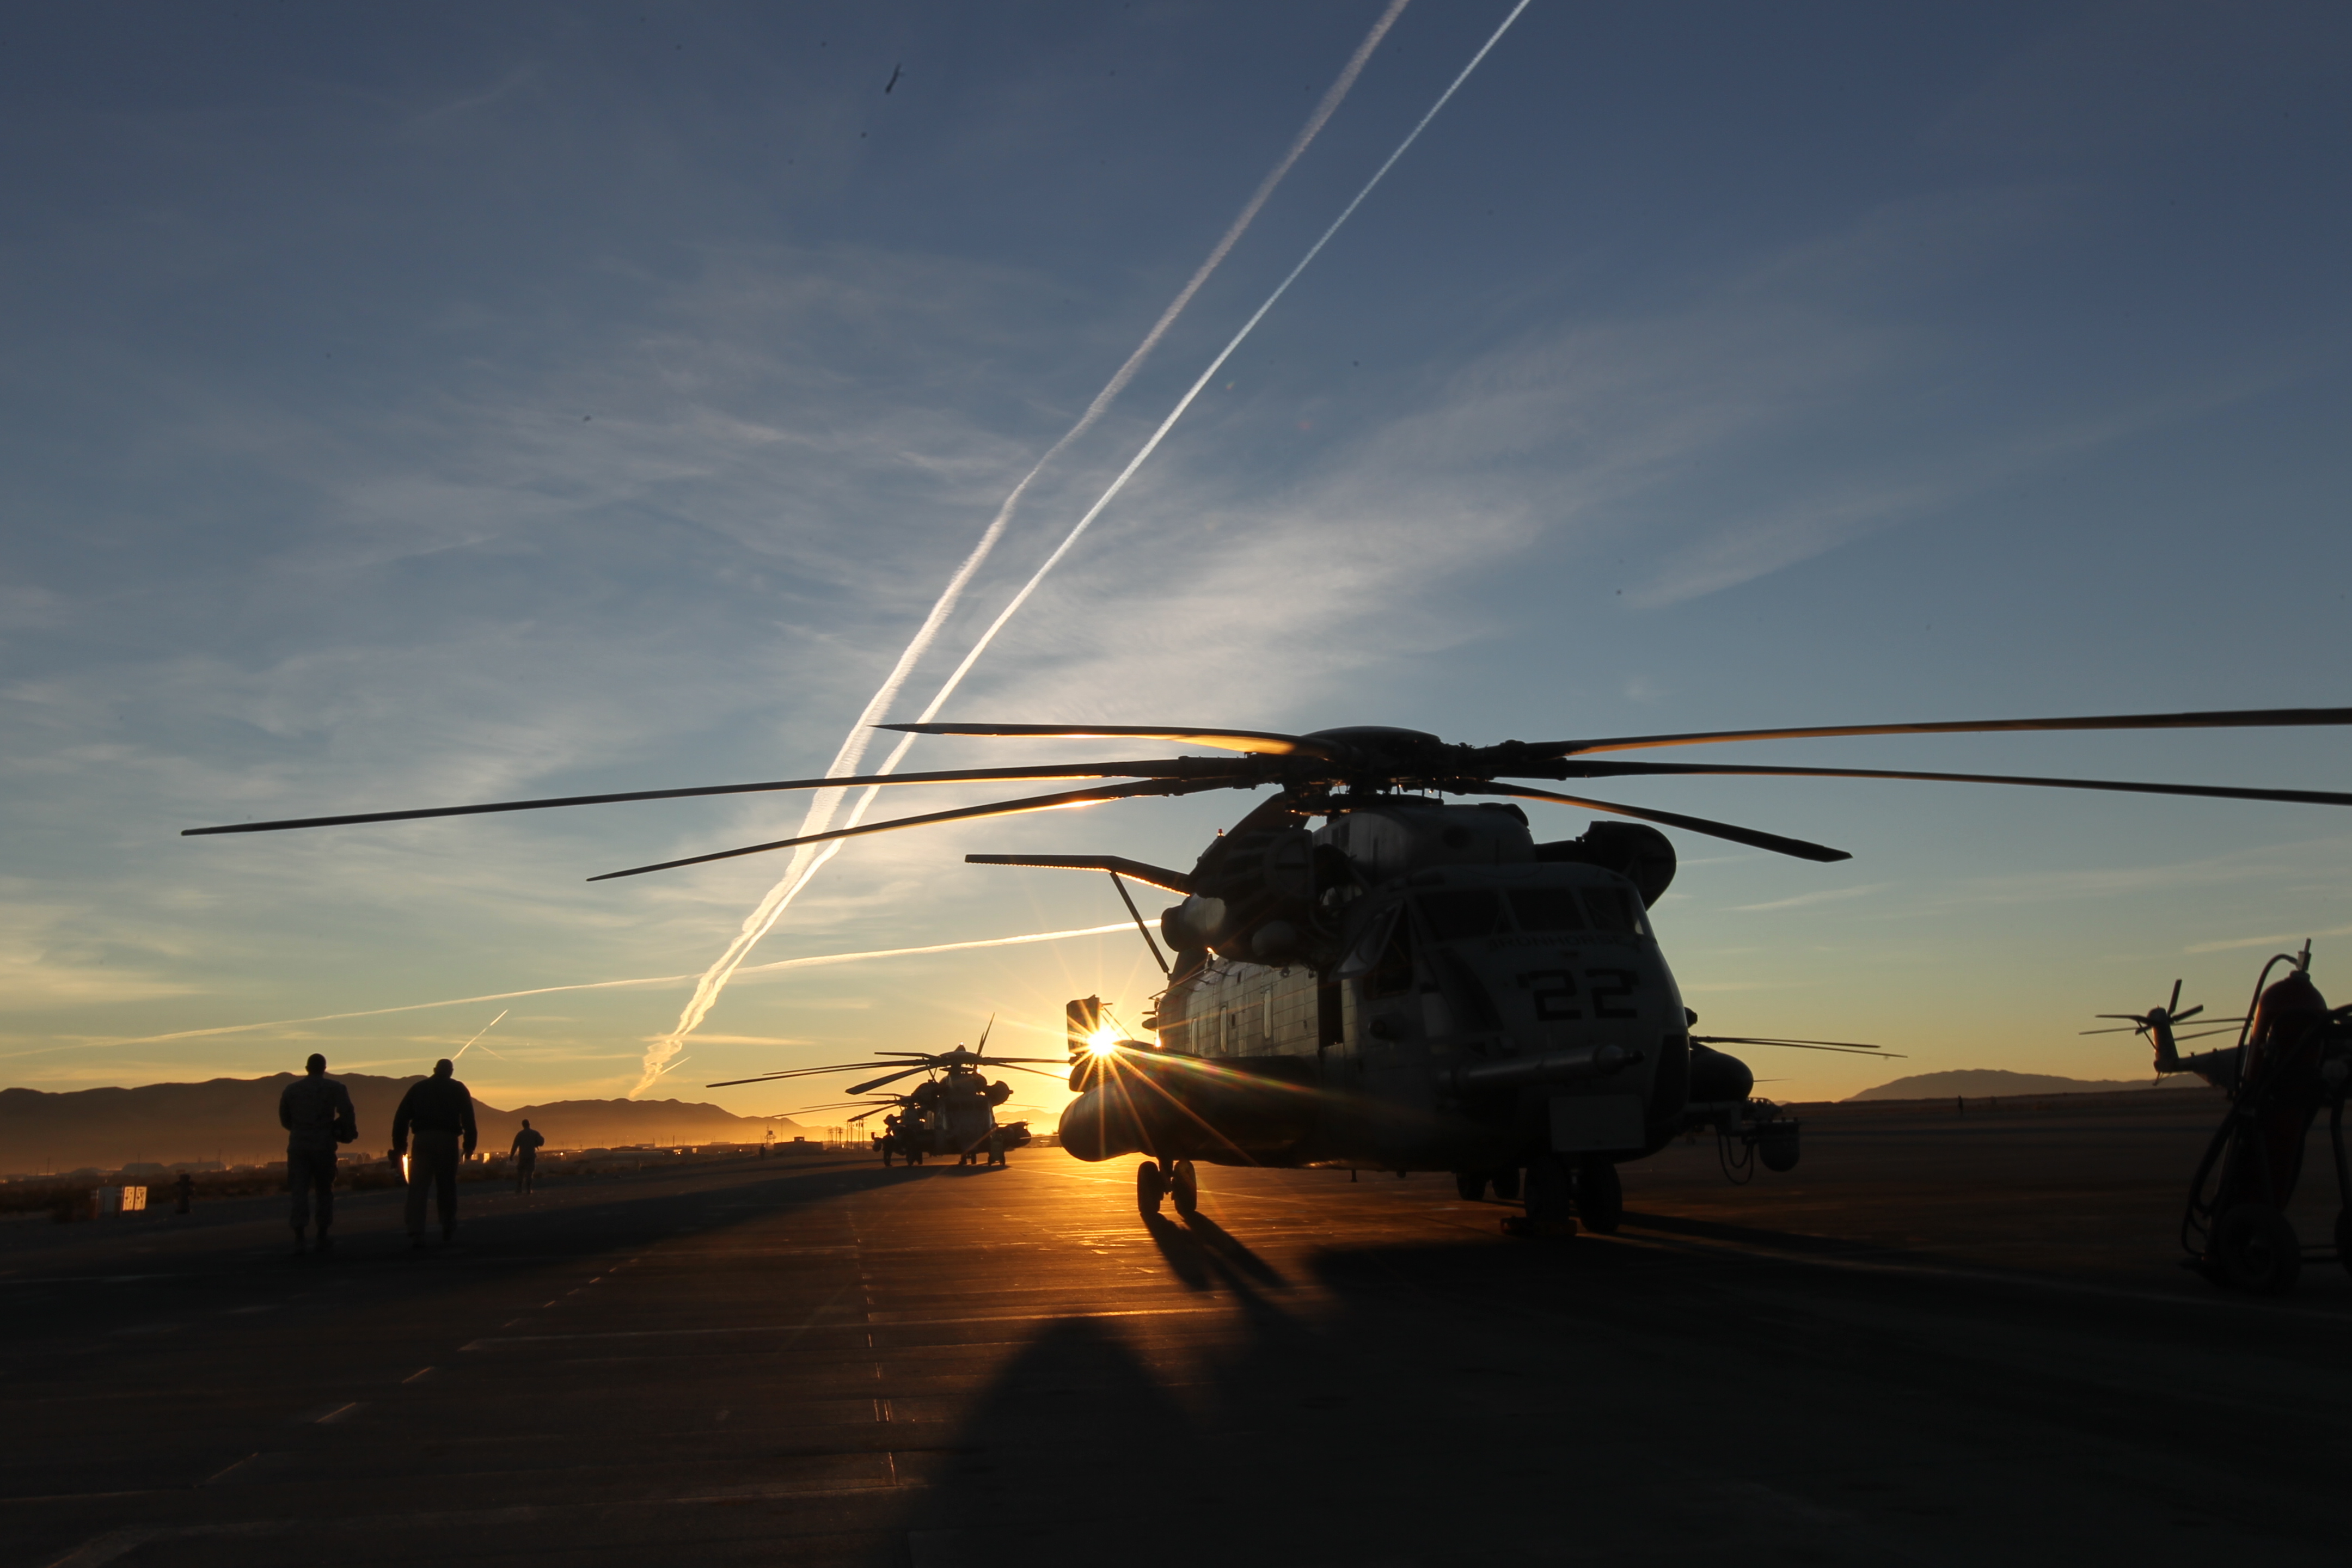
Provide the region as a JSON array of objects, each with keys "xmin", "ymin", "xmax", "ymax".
[{"xmin": 4, "ymin": 1092, "xmax": 2347, "ymax": 1567}]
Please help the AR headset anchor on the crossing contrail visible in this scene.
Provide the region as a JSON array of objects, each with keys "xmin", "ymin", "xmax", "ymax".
[
  {"xmin": 644, "ymin": 0, "xmax": 1539, "ymax": 1082},
  {"xmin": 33, "ymin": 921, "xmax": 1148, "ymax": 1056},
  {"xmin": 449, "ymin": 1008, "xmax": 509, "ymax": 1063},
  {"xmin": 628, "ymin": 1, "xmax": 1415, "ymax": 1095}
]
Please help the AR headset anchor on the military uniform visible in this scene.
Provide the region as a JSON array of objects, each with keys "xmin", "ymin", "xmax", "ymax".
[
  {"xmin": 279, "ymin": 1069, "xmax": 358, "ymax": 1248},
  {"xmin": 510, "ymin": 1124, "xmax": 545, "ymax": 1193},
  {"xmin": 393, "ymin": 1068, "xmax": 478, "ymax": 1244}
]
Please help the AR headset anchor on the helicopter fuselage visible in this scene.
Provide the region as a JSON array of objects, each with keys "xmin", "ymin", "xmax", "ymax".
[{"xmin": 1058, "ymin": 798, "xmax": 1745, "ymax": 1175}]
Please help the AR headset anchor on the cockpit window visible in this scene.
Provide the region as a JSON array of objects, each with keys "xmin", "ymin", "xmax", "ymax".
[
  {"xmin": 1417, "ymin": 889, "xmax": 1504, "ymax": 942},
  {"xmin": 1579, "ymin": 887, "xmax": 1646, "ymax": 935},
  {"xmin": 1507, "ymin": 888, "xmax": 1587, "ymax": 933}
]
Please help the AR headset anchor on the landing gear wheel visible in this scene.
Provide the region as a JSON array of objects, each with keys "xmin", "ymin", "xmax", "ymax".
[
  {"xmin": 1454, "ymin": 1171, "xmax": 1487, "ymax": 1202},
  {"xmin": 2213, "ymin": 1204, "xmax": 2301, "ymax": 1295},
  {"xmin": 1171, "ymin": 1161, "xmax": 1199, "ymax": 1216},
  {"xmin": 1508, "ymin": 1155, "xmax": 1576, "ymax": 1238},
  {"xmin": 1491, "ymin": 1166, "xmax": 1521, "ymax": 1202},
  {"xmin": 1137, "ymin": 1160, "xmax": 1166, "ymax": 1217},
  {"xmin": 1575, "ymin": 1159, "xmax": 1624, "ymax": 1235}
]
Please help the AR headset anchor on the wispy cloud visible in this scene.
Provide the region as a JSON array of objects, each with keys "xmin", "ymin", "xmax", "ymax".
[{"xmin": 1729, "ymin": 883, "xmax": 1890, "ymax": 914}]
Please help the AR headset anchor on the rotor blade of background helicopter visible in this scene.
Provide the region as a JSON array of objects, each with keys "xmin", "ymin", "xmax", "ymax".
[
  {"xmin": 975, "ymin": 1015, "xmax": 994, "ymax": 1055},
  {"xmin": 2172, "ymin": 1026, "xmax": 2244, "ymax": 1042},
  {"xmin": 1512, "ymin": 758, "xmax": 2352, "ymax": 810},
  {"xmin": 1469, "ymin": 786, "xmax": 1851, "ymax": 863},
  {"xmin": 1690, "ymin": 1035, "xmax": 1907, "ymax": 1057},
  {"xmin": 1526, "ymin": 705, "xmax": 2352, "ymax": 759},
  {"xmin": 587, "ymin": 776, "xmax": 1247, "ymax": 882},
  {"xmin": 848, "ymin": 1064, "xmax": 939, "ymax": 1095},
  {"xmin": 181, "ymin": 757, "xmax": 1244, "ymax": 838},
  {"xmin": 881, "ymin": 721, "xmax": 1347, "ymax": 761},
  {"xmin": 2078, "ymin": 1026, "xmax": 2145, "ymax": 1036}
]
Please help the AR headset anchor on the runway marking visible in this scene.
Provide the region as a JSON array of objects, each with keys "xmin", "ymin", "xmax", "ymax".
[
  {"xmin": 460, "ymin": 1303, "xmax": 1236, "ymax": 1350},
  {"xmin": 196, "ymin": 1454, "xmax": 260, "ymax": 1487}
]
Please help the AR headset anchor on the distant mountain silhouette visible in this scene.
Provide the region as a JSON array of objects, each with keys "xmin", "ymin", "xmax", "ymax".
[
  {"xmin": 0, "ymin": 1072, "xmax": 805, "ymax": 1174},
  {"xmin": 1847, "ymin": 1068, "xmax": 2194, "ymax": 1101}
]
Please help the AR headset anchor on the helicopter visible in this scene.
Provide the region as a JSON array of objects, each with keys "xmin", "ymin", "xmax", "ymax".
[
  {"xmin": 185, "ymin": 703, "xmax": 2352, "ymax": 1230},
  {"xmin": 711, "ymin": 1025, "xmax": 1058, "ymax": 1167}
]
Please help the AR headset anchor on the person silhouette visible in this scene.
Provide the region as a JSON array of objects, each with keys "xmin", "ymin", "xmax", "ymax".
[
  {"xmin": 392, "ymin": 1059, "xmax": 477, "ymax": 1247},
  {"xmin": 279, "ymin": 1052, "xmax": 357, "ymax": 1253},
  {"xmin": 510, "ymin": 1118, "xmax": 545, "ymax": 1194}
]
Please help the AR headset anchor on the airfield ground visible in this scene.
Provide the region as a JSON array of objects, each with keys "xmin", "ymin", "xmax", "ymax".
[{"xmin": 4, "ymin": 1092, "xmax": 2346, "ymax": 1567}]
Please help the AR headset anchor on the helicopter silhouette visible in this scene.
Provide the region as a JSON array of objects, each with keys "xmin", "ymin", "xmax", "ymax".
[
  {"xmin": 713, "ymin": 1022, "xmax": 1059, "ymax": 1167},
  {"xmin": 186, "ymin": 704, "xmax": 2352, "ymax": 1230}
]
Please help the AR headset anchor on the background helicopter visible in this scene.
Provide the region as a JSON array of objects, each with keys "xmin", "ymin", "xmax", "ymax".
[
  {"xmin": 712, "ymin": 1024, "xmax": 1057, "ymax": 1167},
  {"xmin": 188, "ymin": 703, "xmax": 2352, "ymax": 1231}
]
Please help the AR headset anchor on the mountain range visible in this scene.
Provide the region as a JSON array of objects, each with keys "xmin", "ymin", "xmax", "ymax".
[
  {"xmin": 0, "ymin": 1072, "xmax": 806, "ymax": 1174},
  {"xmin": 1846, "ymin": 1069, "xmax": 2198, "ymax": 1101}
]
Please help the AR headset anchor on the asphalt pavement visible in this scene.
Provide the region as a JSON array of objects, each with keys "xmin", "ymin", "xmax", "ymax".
[{"xmin": 5, "ymin": 1104, "xmax": 2347, "ymax": 1567}]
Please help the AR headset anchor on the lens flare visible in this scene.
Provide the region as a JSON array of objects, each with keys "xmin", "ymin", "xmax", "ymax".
[{"xmin": 1085, "ymin": 1027, "xmax": 1123, "ymax": 1057}]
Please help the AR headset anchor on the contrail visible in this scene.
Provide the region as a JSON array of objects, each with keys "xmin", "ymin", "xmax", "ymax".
[
  {"xmin": 629, "ymin": 1, "xmax": 1413, "ymax": 1095},
  {"xmin": 33, "ymin": 922, "xmax": 1149, "ymax": 1055},
  {"xmin": 718, "ymin": 0, "xmax": 1538, "ymax": 1024},
  {"xmin": 449, "ymin": 1008, "xmax": 509, "ymax": 1063}
]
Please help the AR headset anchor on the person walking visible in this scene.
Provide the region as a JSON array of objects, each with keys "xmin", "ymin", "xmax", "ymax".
[
  {"xmin": 510, "ymin": 1119, "xmax": 545, "ymax": 1195},
  {"xmin": 279, "ymin": 1052, "xmax": 358, "ymax": 1253},
  {"xmin": 392, "ymin": 1058, "xmax": 477, "ymax": 1247}
]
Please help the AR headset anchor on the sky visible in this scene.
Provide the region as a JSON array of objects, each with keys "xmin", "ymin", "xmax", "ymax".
[{"xmin": 5, "ymin": 0, "xmax": 2350, "ymax": 1126}]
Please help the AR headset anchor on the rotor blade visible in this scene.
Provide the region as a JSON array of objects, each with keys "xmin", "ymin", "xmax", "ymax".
[
  {"xmin": 848, "ymin": 1064, "xmax": 937, "ymax": 1095},
  {"xmin": 1528, "ymin": 706, "xmax": 2352, "ymax": 759},
  {"xmin": 2174, "ymin": 1026, "xmax": 2243, "ymax": 1042},
  {"xmin": 700, "ymin": 1060, "xmax": 903, "ymax": 1087},
  {"xmin": 587, "ymin": 776, "xmax": 1246, "ymax": 883},
  {"xmin": 975, "ymin": 1015, "xmax": 994, "ymax": 1055},
  {"xmin": 1471, "ymin": 786, "xmax": 1851, "ymax": 863},
  {"xmin": 1691, "ymin": 1035, "xmax": 1906, "ymax": 1057},
  {"xmin": 990, "ymin": 1061, "xmax": 1075, "ymax": 1080},
  {"xmin": 1509, "ymin": 758, "xmax": 2352, "ymax": 811},
  {"xmin": 2171, "ymin": 1004, "xmax": 2204, "ymax": 1024},
  {"xmin": 2078, "ymin": 1026, "xmax": 2146, "ymax": 1036},
  {"xmin": 965, "ymin": 853, "xmax": 1196, "ymax": 895},
  {"xmin": 881, "ymin": 721, "xmax": 1346, "ymax": 761},
  {"xmin": 181, "ymin": 757, "xmax": 1254, "ymax": 838}
]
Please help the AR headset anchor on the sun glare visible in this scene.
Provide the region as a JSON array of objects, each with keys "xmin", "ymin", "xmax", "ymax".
[{"xmin": 1085, "ymin": 1026, "xmax": 1122, "ymax": 1057}]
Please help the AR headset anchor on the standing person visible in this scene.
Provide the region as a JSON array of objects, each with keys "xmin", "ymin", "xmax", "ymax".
[
  {"xmin": 279, "ymin": 1053, "xmax": 358, "ymax": 1253},
  {"xmin": 510, "ymin": 1119, "xmax": 545, "ymax": 1195},
  {"xmin": 391, "ymin": 1058, "xmax": 477, "ymax": 1248}
]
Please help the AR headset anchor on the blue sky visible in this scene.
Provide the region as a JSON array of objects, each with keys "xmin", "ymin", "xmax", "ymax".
[{"xmin": 5, "ymin": 1, "xmax": 2349, "ymax": 1120}]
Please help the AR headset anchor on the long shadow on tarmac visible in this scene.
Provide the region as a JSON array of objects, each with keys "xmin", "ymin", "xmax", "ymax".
[{"xmin": 893, "ymin": 1215, "xmax": 2352, "ymax": 1568}]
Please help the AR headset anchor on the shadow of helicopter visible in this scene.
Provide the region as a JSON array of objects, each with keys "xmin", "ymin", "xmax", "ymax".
[{"xmin": 883, "ymin": 1215, "xmax": 2352, "ymax": 1568}]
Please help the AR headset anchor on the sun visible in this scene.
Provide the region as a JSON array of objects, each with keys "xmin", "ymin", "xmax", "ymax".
[{"xmin": 1084, "ymin": 1026, "xmax": 1123, "ymax": 1057}]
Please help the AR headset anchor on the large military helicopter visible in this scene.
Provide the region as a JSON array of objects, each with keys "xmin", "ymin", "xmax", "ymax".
[
  {"xmin": 186, "ymin": 705, "xmax": 2352, "ymax": 1229},
  {"xmin": 711, "ymin": 1027, "xmax": 1057, "ymax": 1166}
]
